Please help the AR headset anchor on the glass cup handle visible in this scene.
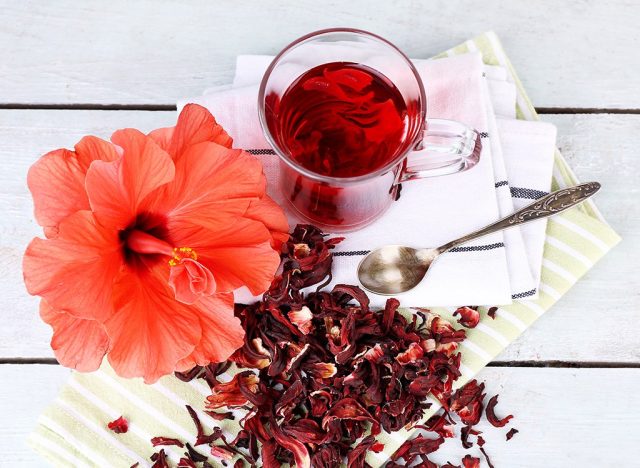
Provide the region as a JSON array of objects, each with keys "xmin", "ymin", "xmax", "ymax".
[{"xmin": 400, "ymin": 118, "xmax": 482, "ymax": 182}]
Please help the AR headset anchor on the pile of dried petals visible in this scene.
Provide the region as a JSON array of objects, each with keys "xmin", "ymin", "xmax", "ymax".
[{"xmin": 148, "ymin": 225, "xmax": 516, "ymax": 467}]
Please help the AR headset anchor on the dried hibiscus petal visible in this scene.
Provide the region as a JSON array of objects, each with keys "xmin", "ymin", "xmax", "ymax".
[
  {"xmin": 185, "ymin": 442, "xmax": 208, "ymax": 462},
  {"xmin": 282, "ymin": 419, "xmax": 326, "ymax": 445},
  {"xmin": 419, "ymin": 411, "xmax": 455, "ymax": 438},
  {"xmin": 150, "ymin": 449, "xmax": 169, "ymax": 468},
  {"xmin": 288, "ymin": 306, "xmax": 314, "ymax": 334},
  {"xmin": 107, "ymin": 416, "xmax": 128, "ymax": 434},
  {"xmin": 391, "ymin": 434, "xmax": 445, "ymax": 465},
  {"xmin": 311, "ymin": 444, "xmax": 341, "ymax": 468},
  {"xmin": 462, "ymin": 454, "xmax": 481, "ymax": 468},
  {"xmin": 186, "ymin": 405, "xmax": 221, "ymax": 446},
  {"xmin": 304, "ymin": 362, "xmax": 337, "ymax": 380},
  {"xmin": 506, "ymin": 428, "xmax": 519, "ymax": 440},
  {"xmin": 486, "ymin": 394, "xmax": 514, "ymax": 427},
  {"xmin": 480, "ymin": 446, "xmax": 496, "ymax": 468},
  {"xmin": 461, "ymin": 424, "xmax": 480, "ymax": 449},
  {"xmin": 260, "ymin": 440, "xmax": 280, "ymax": 468},
  {"xmin": 269, "ymin": 414, "xmax": 311, "ymax": 468},
  {"xmin": 429, "ymin": 315, "xmax": 467, "ymax": 344},
  {"xmin": 347, "ymin": 435, "xmax": 383, "ymax": 468},
  {"xmin": 275, "ymin": 380, "xmax": 305, "ymax": 420},
  {"xmin": 395, "ymin": 342, "xmax": 424, "ymax": 364},
  {"xmin": 322, "ymin": 398, "xmax": 379, "ymax": 434},
  {"xmin": 267, "ymin": 224, "xmax": 343, "ymax": 296},
  {"xmin": 151, "ymin": 436, "xmax": 184, "ymax": 447},
  {"xmin": 177, "ymin": 458, "xmax": 197, "ymax": 468},
  {"xmin": 231, "ymin": 337, "xmax": 271, "ymax": 369},
  {"xmin": 207, "ymin": 372, "xmax": 259, "ymax": 409},
  {"xmin": 408, "ymin": 374, "xmax": 442, "ymax": 398},
  {"xmin": 210, "ymin": 445, "xmax": 235, "ymax": 460},
  {"xmin": 450, "ymin": 379, "xmax": 486, "ymax": 425},
  {"xmin": 453, "ymin": 306, "xmax": 480, "ymax": 328},
  {"xmin": 487, "ymin": 306, "xmax": 498, "ymax": 319}
]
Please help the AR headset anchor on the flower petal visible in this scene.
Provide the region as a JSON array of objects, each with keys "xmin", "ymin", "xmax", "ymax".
[
  {"xmin": 86, "ymin": 129, "xmax": 175, "ymax": 228},
  {"xmin": 176, "ymin": 293, "xmax": 244, "ymax": 370},
  {"xmin": 157, "ymin": 142, "xmax": 266, "ymax": 234},
  {"xmin": 168, "ymin": 258, "xmax": 216, "ymax": 304},
  {"xmin": 27, "ymin": 149, "xmax": 90, "ymax": 236},
  {"xmin": 74, "ymin": 135, "xmax": 120, "ymax": 169},
  {"xmin": 23, "ymin": 211, "xmax": 121, "ymax": 322},
  {"xmin": 40, "ymin": 300, "xmax": 109, "ymax": 372},
  {"xmin": 167, "ymin": 104, "xmax": 233, "ymax": 159},
  {"xmin": 105, "ymin": 266, "xmax": 202, "ymax": 383},
  {"xmin": 244, "ymin": 195, "xmax": 290, "ymax": 249},
  {"xmin": 27, "ymin": 137, "xmax": 119, "ymax": 235},
  {"xmin": 177, "ymin": 218, "xmax": 280, "ymax": 295},
  {"xmin": 147, "ymin": 127, "xmax": 174, "ymax": 153}
]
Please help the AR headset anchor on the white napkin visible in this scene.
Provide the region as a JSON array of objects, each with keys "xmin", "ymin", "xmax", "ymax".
[
  {"xmin": 497, "ymin": 118, "xmax": 557, "ymax": 287},
  {"xmin": 232, "ymin": 53, "xmax": 542, "ymax": 302},
  {"xmin": 475, "ymin": 65, "xmax": 537, "ymax": 300},
  {"xmin": 477, "ymin": 66, "xmax": 537, "ymax": 300},
  {"xmin": 180, "ymin": 52, "xmax": 558, "ymax": 307},
  {"xmin": 482, "ymin": 64, "xmax": 556, "ymax": 299},
  {"xmin": 181, "ymin": 52, "xmax": 513, "ymax": 307}
]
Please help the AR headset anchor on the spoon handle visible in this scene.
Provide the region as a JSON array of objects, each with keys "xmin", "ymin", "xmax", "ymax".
[{"xmin": 437, "ymin": 182, "xmax": 601, "ymax": 254}]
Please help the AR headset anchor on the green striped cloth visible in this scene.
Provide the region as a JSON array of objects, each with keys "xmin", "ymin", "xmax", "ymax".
[{"xmin": 30, "ymin": 31, "xmax": 621, "ymax": 467}]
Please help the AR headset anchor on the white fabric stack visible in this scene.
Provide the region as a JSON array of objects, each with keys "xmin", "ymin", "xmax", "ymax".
[{"xmin": 179, "ymin": 52, "xmax": 557, "ymax": 308}]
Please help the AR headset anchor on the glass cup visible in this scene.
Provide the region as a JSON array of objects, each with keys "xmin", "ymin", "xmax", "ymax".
[{"xmin": 258, "ymin": 28, "xmax": 481, "ymax": 232}]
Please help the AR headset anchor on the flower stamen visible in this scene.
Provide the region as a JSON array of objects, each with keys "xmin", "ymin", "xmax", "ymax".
[{"xmin": 168, "ymin": 247, "xmax": 198, "ymax": 266}]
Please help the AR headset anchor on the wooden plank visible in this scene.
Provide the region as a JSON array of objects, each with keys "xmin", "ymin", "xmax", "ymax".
[
  {"xmin": 0, "ymin": 110, "xmax": 637, "ymax": 363},
  {"xmin": 1, "ymin": 364, "xmax": 637, "ymax": 466},
  {"xmin": 1, "ymin": 0, "xmax": 639, "ymax": 108},
  {"xmin": 0, "ymin": 110, "xmax": 178, "ymax": 360},
  {"xmin": 496, "ymin": 113, "xmax": 640, "ymax": 363},
  {"xmin": 429, "ymin": 367, "xmax": 640, "ymax": 466},
  {"xmin": 0, "ymin": 364, "xmax": 71, "ymax": 466}
]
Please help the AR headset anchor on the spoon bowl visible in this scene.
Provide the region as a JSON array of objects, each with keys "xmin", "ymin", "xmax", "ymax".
[
  {"xmin": 357, "ymin": 182, "xmax": 601, "ymax": 295},
  {"xmin": 357, "ymin": 245, "xmax": 438, "ymax": 295}
]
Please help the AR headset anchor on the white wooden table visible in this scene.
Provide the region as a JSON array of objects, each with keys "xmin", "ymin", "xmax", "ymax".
[{"xmin": 1, "ymin": 1, "xmax": 639, "ymax": 466}]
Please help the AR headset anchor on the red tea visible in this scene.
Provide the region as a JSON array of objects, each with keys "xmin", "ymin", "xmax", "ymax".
[{"xmin": 269, "ymin": 62, "xmax": 410, "ymax": 178}]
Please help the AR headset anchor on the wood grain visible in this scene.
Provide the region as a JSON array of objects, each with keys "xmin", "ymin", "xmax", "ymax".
[
  {"xmin": 1, "ymin": 364, "xmax": 637, "ymax": 466},
  {"xmin": 0, "ymin": 365, "xmax": 70, "ymax": 466},
  {"xmin": 1, "ymin": 0, "xmax": 639, "ymax": 108},
  {"xmin": 0, "ymin": 109, "xmax": 637, "ymax": 363},
  {"xmin": 430, "ymin": 367, "xmax": 640, "ymax": 466},
  {"xmin": 496, "ymin": 113, "xmax": 640, "ymax": 363}
]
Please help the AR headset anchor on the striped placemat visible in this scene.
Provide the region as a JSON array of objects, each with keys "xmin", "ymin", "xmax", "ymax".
[{"xmin": 29, "ymin": 31, "xmax": 621, "ymax": 467}]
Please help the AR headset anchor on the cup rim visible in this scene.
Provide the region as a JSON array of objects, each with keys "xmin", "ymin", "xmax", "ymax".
[{"xmin": 257, "ymin": 27, "xmax": 426, "ymax": 185}]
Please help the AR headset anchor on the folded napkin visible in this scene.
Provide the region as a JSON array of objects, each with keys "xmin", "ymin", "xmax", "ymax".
[
  {"xmin": 192, "ymin": 49, "xmax": 557, "ymax": 304},
  {"xmin": 230, "ymin": 49, "xmax": 551, "ymax": 302},
  {"xmin": 184, "ymin": 52, "xmax": 516, "ymax": 307},
  {"xmin": 498, "ymin": 118, "xmax": 557, "ymax": 288},
  {"xmin": 30, "ymin": 32, "xmax": 621, "ymax": 467}
]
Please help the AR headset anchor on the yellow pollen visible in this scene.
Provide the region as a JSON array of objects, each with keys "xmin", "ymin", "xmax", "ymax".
[{"xmin": 168, "ymin": 247, "xmax": 198, "ymax": 266}]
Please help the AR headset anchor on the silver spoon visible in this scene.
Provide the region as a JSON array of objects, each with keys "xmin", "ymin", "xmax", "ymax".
[{"xmin": 357, "ymin": 181, "xmax": 601, "ymax": 295}]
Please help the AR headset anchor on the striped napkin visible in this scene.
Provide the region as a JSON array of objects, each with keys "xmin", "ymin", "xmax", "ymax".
[{"xmin": 29, "ymin": 31, "xmax": 620, "ymax": 467}]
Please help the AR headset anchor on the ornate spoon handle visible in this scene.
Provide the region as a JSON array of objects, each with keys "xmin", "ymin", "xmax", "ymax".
[{"xmin": 438, "ymin": 182, "xmax": 601, "ymax": 253}]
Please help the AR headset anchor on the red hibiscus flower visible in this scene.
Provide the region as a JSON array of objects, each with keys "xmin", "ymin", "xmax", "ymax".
[{"xmin": 23, "ymin": 104, "xmax": 288, "ymax": 383}]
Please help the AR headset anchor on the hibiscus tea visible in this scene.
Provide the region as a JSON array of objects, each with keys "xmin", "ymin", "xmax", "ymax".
[
  {"xmin": 260, "ymin": 29, "xmax": 481, "ymax": 232},
  {"xmin": 266, "ymin": 62, "xmax": 414, "ymax": 231},
  {"xmin": 270, "ymin": 62, "xmax": 410, "ymax": 178}
]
